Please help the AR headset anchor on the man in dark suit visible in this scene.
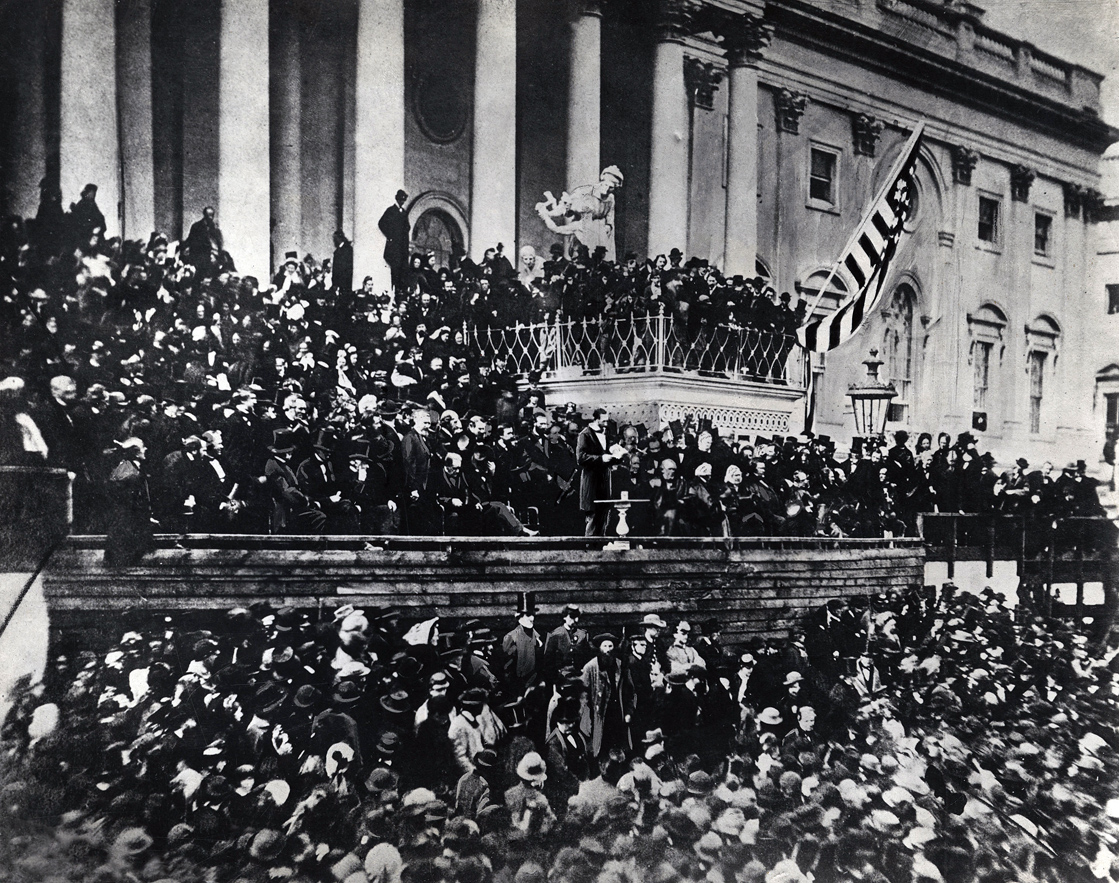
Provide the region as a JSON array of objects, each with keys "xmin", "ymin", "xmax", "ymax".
[
  {"xmin": 69, "ymin": 183, "xmax": 106, "ymax": 244},
  {"xmin": 401, "ymin": 407, "xmax": 434, "ymax": 534},
  {"xmin": 576, "ymin": 407, "xmax": 618, "ymax": 537},
  {"xmin": 184, "ymin": 207, "xmax": 224, "ymax": 277},
  {"xmin": 332, "ymin": 229, "xmax": 354, "ymax": 299},
  {"xmin": 34, "ymin": 375, "xmax": 84, "ymax": 474},
  {"xmin": 378, "ymin": 189, "xmax": 410, "ymax": 292}
]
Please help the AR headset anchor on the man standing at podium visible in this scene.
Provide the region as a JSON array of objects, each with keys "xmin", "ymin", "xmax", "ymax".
[{"xmin": 577, "ymin": 408, "xmax": 617, "ymax": 537}]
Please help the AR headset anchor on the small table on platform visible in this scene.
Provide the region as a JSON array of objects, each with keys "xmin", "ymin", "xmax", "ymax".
[{"xmin": 594, "ymin": 494, "xmax": 651, "ymax": 547}]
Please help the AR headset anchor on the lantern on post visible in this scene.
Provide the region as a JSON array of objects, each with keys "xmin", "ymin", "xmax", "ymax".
[{"xmin": 847, "ymin": 349, "xmax": 897, "ymax": 439}]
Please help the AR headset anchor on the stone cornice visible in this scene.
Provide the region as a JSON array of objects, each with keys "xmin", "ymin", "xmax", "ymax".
[{"xmin": 764, "ymin": 0, "xmax": 1117, "ymax": 156}]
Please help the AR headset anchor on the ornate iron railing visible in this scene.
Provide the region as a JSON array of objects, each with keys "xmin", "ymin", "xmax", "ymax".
[{"xmin": 468, "ymin": 308, "xmax": 807, "ymax": 387}]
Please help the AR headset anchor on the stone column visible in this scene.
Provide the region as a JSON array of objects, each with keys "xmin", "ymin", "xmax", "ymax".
[
  {"xmin": 271, "ymin": 0, "xmax": 303, "ymax": 263},
  {"xmin": 646, "ymin": 0, "xmax": 694, "ymax": 260},
  {"xmin": 471, "ymin": 0, "xmax": 518, "ymax": 260},
  {"xmin": 566, "ymin": 0, "xmax": 602, "ymax": 192},
  {"xmin": 59, "ymin": 0, "xmax": 120, "ymax": 236},
  {"xmin": 354, "ymin": 0, "xmax": 405, "ymax": 292},
  {"xmin": 2, "ymin": 2, "xmax": 48, "ymax": 220},
  {"xmin": 218, "ymin": 0, "xmax": 271, "ymax": 280},
  {"xmin": 720, "ymin": 12, "xmax": 772, "ymax": 278},
  {"xmin": 117, "ymin": 0, "xmax": 156, "ymax": 242}
]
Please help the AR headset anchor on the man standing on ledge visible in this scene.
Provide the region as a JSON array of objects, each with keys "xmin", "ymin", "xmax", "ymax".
[
  {"xmin": 577, "ymin": 407, "xmax": 617, "ymax": 537},
  {"xmin": 378, "ymin": 189, "xmax": 410, "ymax": 292}
]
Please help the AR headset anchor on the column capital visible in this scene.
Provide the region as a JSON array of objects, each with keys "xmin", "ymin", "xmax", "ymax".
[
  {"xmin": 708, "ymin": 10, "xmax": 774, "ymax": 67},
  {"xmin": 950, "ymin": 144, "xmax": 979, "ymax": 186},
  {"xmin": 656, "ymin": 0, "xmax": 704, "ymax": 42},
  {"xmin": 774, "ymin": 88, "xmax": 808, "ymax": 135},
  {"xmin": 1062, "ymin": 181, "xmax": 1084, "ymax": 219},
  {"xmin": 1083, "ymin": 187, "xmax": 1104, "ymax": 223},
  {"xmin": 852, "ymin": 112, "xmax": 884, "ymax": 157},
  {"xmin": 684, "ymin": 56, "xmax": 724, "ymax": 111},
  {"xmin": 1009, "ymin": 164, "xmax": 1036, "ymax": 202},
  {"xmin": 570, "ymin": 0, "xmax": 604, "ymax": 17}
]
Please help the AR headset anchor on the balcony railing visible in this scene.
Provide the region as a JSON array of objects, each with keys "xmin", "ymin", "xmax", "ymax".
[{"xmin": 468, "ymin": 308, "xmax": 807, "ymax": 387}]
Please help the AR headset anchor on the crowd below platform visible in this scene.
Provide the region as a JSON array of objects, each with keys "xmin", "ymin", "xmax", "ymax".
[
  {"xmin": 0, "ymin": 186, "xmax": 1110, "ymax": 554},
  {"xmin": 2, "ymin": 582, "xmax": 1119, "ymax": 883}
]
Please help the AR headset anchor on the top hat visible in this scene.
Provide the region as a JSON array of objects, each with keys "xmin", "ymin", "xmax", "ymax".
[{"xmin": 515, "ymin": 592, "xmax": 537, "ymax": 615}]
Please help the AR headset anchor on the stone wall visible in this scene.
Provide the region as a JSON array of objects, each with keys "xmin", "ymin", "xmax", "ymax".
[{"xmin": 43, "ymin": 535, "xmax": 924, "ymax": 651}]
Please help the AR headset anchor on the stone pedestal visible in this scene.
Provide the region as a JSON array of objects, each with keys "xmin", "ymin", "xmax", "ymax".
[
  {"xmin": 540, "ymin": 373, "xmax": 805, "ymax": 438},
  {"xmin": 471, "ymin": 0, "xmax": 518, "ymax": 260},
  {"xmin": 59, "ymin": 0, "xmax": 119, "ymax": 235},
  {"xmin": 218, "ymin": 0, "xmax": 271, "ymax": 280},
  {"xmin": 354, "ymin": 0, "xmax": 405, "ymax": 293}
]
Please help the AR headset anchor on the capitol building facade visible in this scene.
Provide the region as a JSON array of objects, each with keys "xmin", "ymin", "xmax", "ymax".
[{"xmin": 0, "ymin": 0, "xmax": 1114, "ymax": 463}]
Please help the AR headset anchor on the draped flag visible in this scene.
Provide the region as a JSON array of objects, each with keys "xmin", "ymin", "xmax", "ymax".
[{"xmin": 797, "ymin": 123, "xmax": 925, "ymax": 353}]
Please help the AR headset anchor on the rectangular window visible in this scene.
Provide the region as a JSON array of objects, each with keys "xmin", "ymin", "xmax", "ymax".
[
  {"xmin": 973, "ymin": 341, "xmax": 992, "ymax": 410},
  {"xmin": 978, "ymin": 196, "xmax": 1000, "ymax": 243},
  {"xmin": 809, "ymin": 148, "xmax": 837, "ymax": 205},
  {"xmin": 1108, "ymin": 284, "xmax": 1119, "ymax": 315},
  {"xmin": 1107, "ymin": 393, "xmax": 1119, "ymax": 437},
  {"xmin": 1028, "ymin": 350, "xmax": 1046, "ymax": 434},
  {"xmin": 1034, "ymin": 213, "xmax": 1052, "ymax": 256}
]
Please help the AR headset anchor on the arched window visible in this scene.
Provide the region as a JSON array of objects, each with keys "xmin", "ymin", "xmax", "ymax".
[
  {"xmin": 882, "ymin": 284, "xmax": 916, "ymax": 423},
  {"xmin": 1097, "ymin": 364, "xmax": 1119, "ymax": 440},
  {"xmin": 967, "ymin": 303, "xmax": 1007, "ymax": 420},
  {"xmin": 797, "ymin": 269, "xmax": 850, "ymax": 320},
  {"xmin": 411, "ymin": 209, "xmax": 464, "ymax": 270},
  {"xmin": 1025, "ymin": 315, "xmax": 1061, "ymax": 435}
]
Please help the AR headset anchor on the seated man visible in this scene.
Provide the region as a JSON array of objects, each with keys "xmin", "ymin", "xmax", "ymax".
[
  {"xmin": 466, "ymin": 447, "xmax": 537, "ymax": 536},
  {"xmin": 434, "ymin": 452, "xmax": 483, "ymax": 535}
]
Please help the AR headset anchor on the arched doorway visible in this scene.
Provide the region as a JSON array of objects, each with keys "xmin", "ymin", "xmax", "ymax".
[{"xmin": 411, "ymin": 208, "xmax": 465, "ymax": 270}]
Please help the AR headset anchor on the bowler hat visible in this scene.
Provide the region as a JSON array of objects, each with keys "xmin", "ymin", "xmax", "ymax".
[{"xmin": 516, "ymin": 752, "xmax": 547, "ymax": 784}]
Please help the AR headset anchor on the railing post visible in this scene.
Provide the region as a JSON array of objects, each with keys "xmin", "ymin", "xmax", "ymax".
[
  {"xmin": 986, "ymin": 515, "xmax": 996, "ymax": 579},
  {"xmin": 947, "ymin": 514, "xmax": 957, "ymax": 578},
  {"xmin": 654, "ymin": 302, "xmax": 666, "ymax": 372}
]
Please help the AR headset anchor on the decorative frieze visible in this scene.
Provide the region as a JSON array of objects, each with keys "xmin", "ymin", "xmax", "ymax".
[
  {"xmin": 950, "ymin": 145, "xmax": 979, "ymax": 186},
  {"xmin": 774, "ymin": 88, "xmax": 809, "ymax": 135},
  {"xmin": 1009, "ymin": 164, "xmax": 1035, "ymax": 202},
  {"xmin": 684, "ymin": 56, "xmax": 724, "ymax": 111},
  {"xmin": 852, "ymin": 113, "xmax": 884, "ymax": 157}
]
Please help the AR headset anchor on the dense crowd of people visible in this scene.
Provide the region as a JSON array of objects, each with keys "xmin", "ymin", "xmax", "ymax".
[
  {"xmin": 2, "ymin": 583, "xmax": 1117, "ymax": 883},
  {"xmin": 0, "ymin": 186, "xmax": 1109, "ymax": 551}
]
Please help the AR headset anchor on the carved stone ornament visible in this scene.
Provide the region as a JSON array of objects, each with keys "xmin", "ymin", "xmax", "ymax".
[
  {"xmin": 1062, "ymin": 181, "xmax": 1084, "ymax": 219},
  {"xmin": 852, "ymin": 113, "xmax": 884, "ymax": 157},
  {"xmin": 950, "ymin": 145, "xmax": 980, "ymax": 186},
  {"xmin": 775, "ymin": 89, "xmax": 809, "ymax": 135},
  {"xmin": 1009, "ymin": 164, "xmax": 1036, "ymax": 203},
  {"xmin": 712, "ymin": 11, "xmax": 775, "ymax": 67},
  {"xmin": 684, "ymin": 56, "xmax": 724, "ymax": 111},
  {"xmin": 656, "ymin": 0, "xmax": 703, "ymax": 41},
  {"xmin": 1083, "ymin": 188, "xmax": 1104, "ymax": 223}
]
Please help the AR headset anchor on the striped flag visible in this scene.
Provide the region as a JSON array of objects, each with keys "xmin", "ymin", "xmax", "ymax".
[{"xmin": 797, "ymin": 124, "xmax": 925, "ymax": 353}]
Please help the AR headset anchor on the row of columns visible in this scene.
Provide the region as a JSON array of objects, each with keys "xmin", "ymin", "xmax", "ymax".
[
  {"xmin": 60, "ymin": 0, "xmax": 273, "ymax": 278},
  {"xmin": 55, "ymin": 0, "xmax": 770, "ymax": 286}
]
